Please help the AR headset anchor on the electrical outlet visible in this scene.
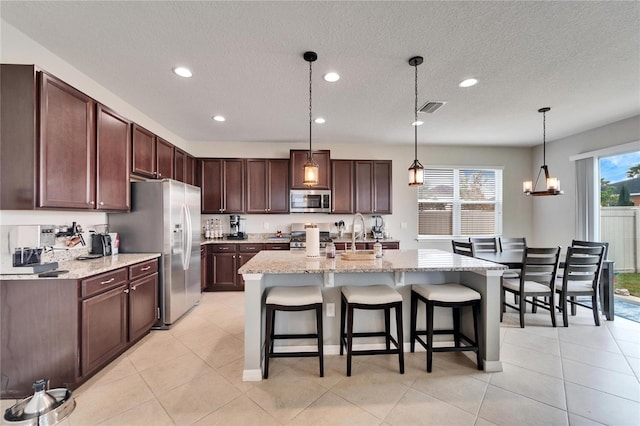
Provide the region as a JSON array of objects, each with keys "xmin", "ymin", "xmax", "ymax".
[
  {"xmin": 326, "ymin": 303, "xmax": 335, "ymax": 317},
  {"xmin": 264, "ymin": 222, "xmax": 270, "ymax": 229},
  {"xmin": 401, "ymin": 222, "xmax": 408, "ymax": 229}
]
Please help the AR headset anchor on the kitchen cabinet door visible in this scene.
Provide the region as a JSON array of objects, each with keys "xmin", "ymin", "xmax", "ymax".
[
  {"xmin": 128, "ymin": 273, "xmax": 158, "ymax": 342},
  {"xmin": 201, "ymin": 246, "xmax": 207, "ymax": 291},
  {"xmin": 38, "ymin": 72, "xmax": 96, "ymax": 209},
  {"xmin": 185, "ymin": 154, "xmax": 195, "ymax": 185},
  {"xmin": 289, "ymin": 150, "xmax": 331, "ymax": 189},
  {"xmin": 211, "ymin": 252, "xmax": 238, "ymax": 290},
  {"xmin": 354, "ymin": 160, "xmax": 393, "ymax": 214},
  {"xmin": 246, "ymin": 159, "xmax": 289, "ymax": 213},
  {"xmin": 156, "ymin": 137, "xmax": 174, "ymax": 179},
  {"xmin": 201, "ymin": 159, "xmax": 245, "ymax": 213},
  {"xmin": 355, "ymin": 161, "xmax": 374, "ymax": 213},
  {"xmin": 174, "ymin": 148, "xmax": 186, "ymax": 182},
  {"xmin": 96, "ymin": 104, "xmax": 130, "ymax": 211},
  {"xmin": 331, "ymin": 160, "xmax": 354, "ymax": 214},
  {"xmin": 131, "ymin": 124, "xmax": 156, "ymax": 178},
  {"xmin": 224, "ymin": 159, "xmax": 245, "ymax": 213},
  {"xmin": 81, "ymin": 283, "xmax": 128, "ymax": 376}
]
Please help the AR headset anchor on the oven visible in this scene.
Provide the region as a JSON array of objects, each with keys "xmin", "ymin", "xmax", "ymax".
[
  {"xmin": 289, "ymin": 223, "xmax": 332, "ymax": 250},
  {"xmin": 289, "ymin": 190, "xmax": 331, "ymax": 213}
]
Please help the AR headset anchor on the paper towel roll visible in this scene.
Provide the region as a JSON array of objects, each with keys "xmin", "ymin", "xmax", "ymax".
[{"xmin": 306, "ymin": 226, "xmax": 320, "ymax": 258}]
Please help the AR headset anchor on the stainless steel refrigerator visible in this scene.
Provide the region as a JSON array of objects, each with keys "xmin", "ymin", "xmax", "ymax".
[{"xmin": 108, "ymin": 180, "xmax": 201, "ymax": 328}]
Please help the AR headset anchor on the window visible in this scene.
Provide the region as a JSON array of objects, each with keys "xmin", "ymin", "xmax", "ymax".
[{"xmin": 418, "ymin": 167, "xmax": 503, "ymax": 238}]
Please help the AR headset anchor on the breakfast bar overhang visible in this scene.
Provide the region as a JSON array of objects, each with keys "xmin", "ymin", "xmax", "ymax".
[{"xmin": 239, "ymin": 249, "xmax": 506, "ymax": 381}]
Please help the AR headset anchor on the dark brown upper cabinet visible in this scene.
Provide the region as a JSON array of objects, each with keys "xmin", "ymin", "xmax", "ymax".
[
  {"xmin": 331, "ymin": 160, "xmax": 355, "ymax": 214},
  {"xmin": 96, "ymin": 104, "xmax": 131, "ymax": 211},
  {"xmin": 131, "ymin": 124, "xmax": 156, "ymax": 179},
  {"xmin": 185, "ymin": 154, "xmax": 195, "ymax": 186},
  {"xmin": 200, "ymin": 159, "xmax": 245, "ymax": 213},
  {"xmin": 155, "ymin": 137, "xmax": 174, "ymax": 179},
  {"xmin": 174, "ymin": 148, "xmax": 186, "ymax": 182},
  {"xmin": 246, "ymin": 159, "xmax": 289, "ymax": 214},
  {"xmin": 289, "ymin": 149, "xmax": 331, "ymax": 189},
  {"xmin": 355, "ymin": 160, "xmax": 393, "ymax": 214}
]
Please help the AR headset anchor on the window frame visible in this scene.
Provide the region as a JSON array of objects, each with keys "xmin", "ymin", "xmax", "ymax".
[{"xmin": 417, "ymin": 166, "xmax": 503, "ymax": 239}]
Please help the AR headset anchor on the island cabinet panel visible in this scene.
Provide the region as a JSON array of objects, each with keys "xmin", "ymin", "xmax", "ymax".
[
  {"xmin": 156, "ymin": 137, "xmax": 174, "ymax": 179},
  {"xmin": 131, "ymin": 124, "xmax": 156, "ymax": 178},
  {"xmin": 201, "ymin": 159, "xmax": 245, "ymax": 213},
  {"xmin": 246, "ymin": 159, "xmax": 289, "ymax": 213},
  {"xmin": 96, "ymin": 104, "xmax": 131, "ymax": 211},
  {"xmin": 290, "ymin": 149, "xmax": 331, "ymax": 189},
  {"xmin": 81, "ymin": 282, "xmax": 128, "ymax": 377},
  {"xmin": 355, "ymin": 160, "xmax": 392, "ymax": 214},
  {"xmin": 331, "ymin": 160, "xmax": 355, "ymax": 214},
  {"xmin": 38, "ymin": 72, "xmax": 97, "ymax": 209},
  {"xmin": 174, "ymin": 147, "xmax": 186, "ymax": 182}
]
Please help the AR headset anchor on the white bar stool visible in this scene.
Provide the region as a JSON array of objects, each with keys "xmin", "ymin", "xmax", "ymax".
[
  {"xmin": 410, "ymin": 283, "xmax": 482, "ymax": 372},
  {"xmin": 339, "ymin": 285, "xmax": 404, "ymax": 376},
  {"xmin": 264, "ymin": 286, "xmax": 323, "ymax": 379}
]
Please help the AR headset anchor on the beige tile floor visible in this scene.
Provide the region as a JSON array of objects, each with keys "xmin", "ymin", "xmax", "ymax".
[{"xmin": 5, "ymin": 292, "xmax": 639, "ymax": 426}]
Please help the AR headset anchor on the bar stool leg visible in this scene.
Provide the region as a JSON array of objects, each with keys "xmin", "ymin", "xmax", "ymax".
[
  {"xmin": 395, "ymin": 302, "xmax": 405, "ymax": 374},
  {"xmin": 264, "ymin": 305, "xmax": 274, "ymax": 379},
  {"xmin": 410, "ymin": 292, "xmax": 417, "ymax": 353},
  {"xmin": 473, "ymin": 302, "xmax": 483, "ymax": 370},
  {"xmin": 453, "ymin": 307, "xmax": 461, "ymax": 347},
  {"xmin": 346, "ymin": 304, "xmax": 355, "ymax": 377},
  {"xmin": 384, "ymin": 307, "xmax": 391, "ymax": 350},
  {"xmin": 316, "ymin": 304, "xmax": 324, "ymax": 377},
  {"xmin": 426, "ymin": 301, "xmax": 434, "ymax": 373},
  {"xmin": 339, "ymin": 293, "xmax": 346, "ymax": 356}
]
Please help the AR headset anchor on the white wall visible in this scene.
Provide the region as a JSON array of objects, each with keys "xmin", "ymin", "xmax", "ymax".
[{"xmin": 530, "ymin": 114, "xmax": 640, "ymax": 246}]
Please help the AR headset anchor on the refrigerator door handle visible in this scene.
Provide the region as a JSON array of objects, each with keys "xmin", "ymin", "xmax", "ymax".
[{"xmin": 184, "ymin": 204, "xmax": 193, "ymax": 271}]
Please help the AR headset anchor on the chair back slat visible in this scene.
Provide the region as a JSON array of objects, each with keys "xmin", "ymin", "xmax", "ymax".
[
  {"xmin": 521, "ymin": 246, "xmax": 561, "ymax": 287},
  {"xmin": 452, "ymin": 240, "xmax": 475, "ymax": 257},
  {"xmin": 571, "ymin": 240, "xmax": 609, "ymax": 259},
  {"xmin": 469, "ymin": 237, "xmax": 498, "ymax": 253},
  {"xmin": 499, "ymin": 237, "xmax": 526, "ymax": 252},
  {"xmin": 561, "ymin": 246, "xmax": 605, "ymax": 290}
]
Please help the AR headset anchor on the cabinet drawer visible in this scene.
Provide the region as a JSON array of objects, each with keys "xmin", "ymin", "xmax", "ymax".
[
  {"xmin": 264, "ymin": 243, "xmax": 289, "ymax": 251},
  {"xmin": 129, "ymin": 258, "xmax": 158, "ymax": 281},
  {"xmin": 239, "ymin": 244, "xmax": 264, "ymax": 253},
  {"xmin": 81, "ymin": 268, "xmax": 128, "ymax": 299},
  {"xmin": 211, "ymin": 244, "xmax": 236, "ymax": 253},
  {"xmin": 381, "ymin": 242, "xmax": 399, "ymax": 250}
]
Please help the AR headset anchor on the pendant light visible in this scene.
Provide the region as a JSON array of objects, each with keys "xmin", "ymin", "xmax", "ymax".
[
  {"xmin": 523, "ymin": 107, "xmax": 564, "ymax": 196},
  {"xmin": 303, "ymin": 51, "xmax": 319, "ymax": 186},
  {"xmin": 408, "ymin": 56, "xmax": 424, "ymax": 186}
]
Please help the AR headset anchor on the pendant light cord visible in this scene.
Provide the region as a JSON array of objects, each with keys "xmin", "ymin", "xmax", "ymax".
[
  {"xmin": 542, "ymin": 109, "xmax": 546, "ymax": 165},
  {"xmin": 308, "ymin": 60, "xmax": 313, "ymax": 160},
  {"xmin": 414, "ymin": 61, "xmax": 418, "ymax": 161}
]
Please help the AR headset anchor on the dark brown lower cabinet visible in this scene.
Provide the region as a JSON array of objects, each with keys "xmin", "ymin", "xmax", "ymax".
[
  {"xmin": 210, "ymin": 244, "xmax": 238, "ymax": 291},
  {"xmin": 334, "ymin": 241, "xmax": 400, "ymax": 251},
  {"xmin": 81, "ymin": 283, "xmax": 128, "ymax": 376},
  {"xmin": 128, "ymin": 273, "xmax": 159, "ymax": 342}
]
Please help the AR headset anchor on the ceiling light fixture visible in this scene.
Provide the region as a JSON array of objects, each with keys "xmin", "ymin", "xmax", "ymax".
[
  {"xmin": 458, "ymin": 78, "xmax": 478, "ymax": 88},
  {"xmin": 314, "ymin": 117, "xmax": 326, "ymax": 124},
  {"xmin": 173, "ymin": 67, "xmax": 193, "ymax": 78},
  {"xmin": 303, "ymin": 51, "xmax": 319, "ymax": 187},
  {"xmin": 523, "ymin": 107, "xmax": 564, "ymax": 196},
  {"xmin": 408, "ymin": 56, "xmax": 424, "ymax": 187},
  {"xmin": 323, "ymin": 72, "xmax": 340, "ymax": 82},
  {"xmin": 213, "ymin": 115, "xmax": 225, "ymax": 122}
]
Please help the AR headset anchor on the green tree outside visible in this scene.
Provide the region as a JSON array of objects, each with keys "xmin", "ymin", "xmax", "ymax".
[
  {"xmin": 600, "ymin": 178, "xmax": 618, "ymax": 206},
  {"xmin": 617, "ymin": 185, "xmax": 634, "ymax": 206},
  {"xmin": 626, "ymin": 163, "xmax": 640, "ymax": 178}
]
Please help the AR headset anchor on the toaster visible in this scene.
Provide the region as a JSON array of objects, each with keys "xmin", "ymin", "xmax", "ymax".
[{"xmin": 91, "ymin": 233, "xmax": 112, "ymax": 256}]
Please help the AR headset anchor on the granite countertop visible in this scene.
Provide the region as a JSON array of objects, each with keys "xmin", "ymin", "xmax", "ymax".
[
  {"xmin": 238, "ymin": 249, "xmax": 506, "ymax": 274},
  {"xmin": 0, "ymin": 253, "xmax": 161, "ymax": 280}
]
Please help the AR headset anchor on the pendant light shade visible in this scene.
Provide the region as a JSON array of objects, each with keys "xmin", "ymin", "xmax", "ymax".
[
  {"xmin": 303, "ymin": 51, "xmax": 319, "ymax": 187},
  {"xmin": 523, "ymin": 107, "xmax": 564, "ymax": 196},
  {"xmin": 408, "ymin": 56, "xmax": 424, "ymax": 186}
]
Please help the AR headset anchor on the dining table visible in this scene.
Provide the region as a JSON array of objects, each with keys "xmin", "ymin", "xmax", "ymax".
[{"xmin": 473, "ymin": 251, "xmax": 615, "ymax": 321}]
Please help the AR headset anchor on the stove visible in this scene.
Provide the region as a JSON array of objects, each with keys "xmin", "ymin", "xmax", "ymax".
[{"xmin": 289, "ymin": 223, "xmax": 332, "ymax": 250}]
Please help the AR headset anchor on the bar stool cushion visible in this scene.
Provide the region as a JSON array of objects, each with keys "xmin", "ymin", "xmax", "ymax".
[
  {"xmin": 342, "ymin": 285, "xmax": 402, "ymax": 305},
  {"xmin": 412, "ymin": 283, "xmax": 480, "ymax": 302},
  {"xmin": 266, "ymin": 286, "xmax": 323, "ymax": 306},
  {"xmin": 502, "ymin": 278, "xmax": 550, "ymax": 294}
]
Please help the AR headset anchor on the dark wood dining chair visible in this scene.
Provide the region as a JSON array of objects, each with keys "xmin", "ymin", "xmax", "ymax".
[
  {"xmin": 501, "ymin": 246, "xmax": 561, "ymax": 328},
  {"xmin": 555, "ymin": 245, "xmax": 605, "ymax": 327},
  {"xmin": 452, "ymin": 240, "xmax": 475, "ymax": 257},
  {"xmin": 498, "ymin": 237, "xmax": 527, "ymax": 280},
  {"xmin": 563, "ymin": 240, "xmax": 608, "ymax": 315},
  {"xmin": 469, "ymin": 237, "xmax": 498, "ymax": 253}
]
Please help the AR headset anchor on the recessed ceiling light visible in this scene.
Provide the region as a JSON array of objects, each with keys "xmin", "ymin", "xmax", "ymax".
[
  {"xmin": 323, "ymin": 72, "xmax": 340, "ymax": 82},
  {"xmin": 314, "ymin": 117, "xmax": 326, "ymax": 124},
  {"xmin": 212, "ymin": 115, "xmax": 225, "ymax": 122},
  {"xmin": 458, "ymin": 78, "xmax": 478, "ymax": 88},
  {"xmin": 173, "ymin": 67, "xmax": 193, "ymax": 78},
  {"xmin": 411, "ymin": 120, "xmax": 424, "ymax": 126}
]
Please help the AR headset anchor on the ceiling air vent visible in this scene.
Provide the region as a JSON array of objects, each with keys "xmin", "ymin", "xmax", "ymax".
[{"xmin": 419, "ymin": 101, "xmax": 447, "ymax": 114}]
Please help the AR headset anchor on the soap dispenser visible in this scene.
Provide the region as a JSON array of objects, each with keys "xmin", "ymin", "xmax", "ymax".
[{"xmin": 373, "ymin": 238, "xmax": 383, "ymax": 258}]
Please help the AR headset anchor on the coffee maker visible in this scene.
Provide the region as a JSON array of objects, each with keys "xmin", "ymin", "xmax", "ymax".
[
  {"xmin": 227, "ymin": 215, "xmax": 247, "ymax": 240},
  {"xmin": 371, "ymin": 215, "xmax": 384, "ymax": 239}
]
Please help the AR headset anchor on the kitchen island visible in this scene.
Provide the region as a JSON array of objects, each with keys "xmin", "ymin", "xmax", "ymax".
[{"xmin": 238, "ymin": 249, "xmax": 506, "ymax": 381}]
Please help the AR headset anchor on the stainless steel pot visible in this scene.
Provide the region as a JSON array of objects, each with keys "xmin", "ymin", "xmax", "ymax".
[{"xmin": 3, "ymin": 380, "xmax": 76, "ymax": 425}]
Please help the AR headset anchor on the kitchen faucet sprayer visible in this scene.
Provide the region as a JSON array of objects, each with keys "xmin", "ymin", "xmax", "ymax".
[{"xmin": 351, "ymin": 213, "xmax": 366, "ymax": 252}]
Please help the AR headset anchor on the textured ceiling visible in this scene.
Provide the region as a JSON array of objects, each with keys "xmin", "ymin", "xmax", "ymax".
[{"xmin": 1, "ymin": 1, "xmax": 638, "ymax": 147}]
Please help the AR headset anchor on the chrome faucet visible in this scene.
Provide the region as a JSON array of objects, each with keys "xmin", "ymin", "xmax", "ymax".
[{"xmin": 351, "ymin": 212, "xmax": 366, "ymax": 252}]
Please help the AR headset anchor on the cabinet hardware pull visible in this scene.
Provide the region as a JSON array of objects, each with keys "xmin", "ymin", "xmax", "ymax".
[
  {"xmin": 132, "ymin": 286, "xmax": 137, "ymax": 291},
  {"xmin": 99, "ymin": 201, "xmax": 104, "ymax": 206},
  {"xmin": 88, "ymin": 201, "xmax": 95, "ymax": 205},
  {"xmin": 140, "ymin": 266, "xmax": 151, "ymax": 271},
  {"xmin": 100, "ymin": 278, "xmax": 115, "ymax": 285},
  {"xmin": 124, "ymin": 288, "xmax": 130, "ymax": 293}
]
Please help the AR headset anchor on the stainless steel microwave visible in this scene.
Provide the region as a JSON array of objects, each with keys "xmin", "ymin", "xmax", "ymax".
[{"xmin": 289, "ymin": 189, "xmax": 331, "ymax": 213}]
